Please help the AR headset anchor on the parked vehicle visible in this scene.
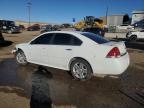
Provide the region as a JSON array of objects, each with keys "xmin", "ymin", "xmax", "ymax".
[
  {"xmin": 0, "ymin": 20, "xmax": 21, "ymax": 33},
  {"xmin": 40, "ymin": 25, "xmax": 53, "ymax": 33},
  {"xmin": 40, "ymin": 25, "xmax": 61, "ymax": 34},
  {"xmin": 12, "ymin": 31, "xmax": 129, "ymax": 80},
  {"xmin": 53, "ymin": 25, "xmax": 61, "ymax": 31},
  {"xmin": 116, "ymin": 24, "xmax": 134, "ymax": 30},
  {"xmin": 19, "ymin": 25, "xmax": 25, "ymax": 31},
  {"xmin": 27, "ymin": 24, "xmax": 40, "ymax": 31},
  {"xmin": 61, "ymin": 23, "xmax": 72, "ymax": 28},
  {"xmin": 132, "ymin": 19, "xmax": 144, "ymax": 29},
  {"xmin": 126, "ymin": 29, "xmax": 144, "ymax": 41},
  {"xmin": 0, "ymin": 31, "xmax": 5, "ymax": 44},
  {"xmin": 0, "ymin": 30, "xmax": 12, "ymax": 46},
  {"xmin": 83, "ymin": 28, "xmax": 105, "ymax": 37}
]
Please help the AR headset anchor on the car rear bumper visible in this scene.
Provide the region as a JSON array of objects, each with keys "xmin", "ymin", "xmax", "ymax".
[{"xmin": 92, "ymin": 53, "xmax": 130, "ymax": 76}]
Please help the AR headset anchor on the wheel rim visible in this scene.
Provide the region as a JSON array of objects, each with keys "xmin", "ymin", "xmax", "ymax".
[
  {"xmin": 72, "ymin": 62, "xmax": 88, "ymax": 79},
  {"xmin": 16, "ymin": 52, "xmax": 27, "ymax": 64},
  {"xmin": 8, "ymin": 30, "xmax": 12, "ymax": 34}
]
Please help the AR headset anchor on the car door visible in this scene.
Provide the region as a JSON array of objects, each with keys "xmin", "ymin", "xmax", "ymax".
[
  {"xmin": 139, "ymin": 30, "xmax": 144, "ymax": 38},
  {"xmin": 27, "ymin": 33, "xmax": 54, "ymax": 64},
  {"xmin": 46, "ymin": 33, "xmax": 82, "ymax": 69}
]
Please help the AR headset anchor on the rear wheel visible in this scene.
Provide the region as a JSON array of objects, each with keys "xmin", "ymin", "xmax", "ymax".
[
  {"xmin": 16, "ymin": 50, "xmax": 28, "ymax": 65},
  {"xmin": 70, "ymin": 59, "xmax": 92, "ymax": 81}
]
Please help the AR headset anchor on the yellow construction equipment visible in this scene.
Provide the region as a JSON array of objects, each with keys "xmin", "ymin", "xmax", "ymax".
[{"xmin": 74, "ymin": 16, "xmax": 105, "ymax": 36}]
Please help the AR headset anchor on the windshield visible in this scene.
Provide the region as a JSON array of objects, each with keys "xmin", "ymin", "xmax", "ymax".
[
  {"xmin": 81, "ymin": 32, "xmax": 109, "ymax": 44},
  {"xmin": 7, "ymin": 21, "xmax": 15, "ymax": 26}
]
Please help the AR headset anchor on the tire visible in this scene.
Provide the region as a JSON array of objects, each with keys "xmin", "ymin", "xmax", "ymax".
[
  {"xmin": 70, "ymin": 59, "xmax": 93, "ymax": 81},
  {"xmin": 15, "ymin": 50, "xmax": 28, "ymax": 65},
  {"xmin": 129, "ymin": 35, "xmax": 137, "ymax": 42},
  {"xmin": 7, "ymin": 30, "xmax": 12, "ymax": 34}
]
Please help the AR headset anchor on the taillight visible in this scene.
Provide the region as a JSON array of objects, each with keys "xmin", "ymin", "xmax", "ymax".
[{"xmin": 106, "ymin": 47, "xmax": 120, "ymax": 58}]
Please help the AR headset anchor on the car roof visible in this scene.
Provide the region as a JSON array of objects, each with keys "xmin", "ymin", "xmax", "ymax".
[{"xmin": 42, "ymin": 30, "xmax": 86, "ymax": 35}]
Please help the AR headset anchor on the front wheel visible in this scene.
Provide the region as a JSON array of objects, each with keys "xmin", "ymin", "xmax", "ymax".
[
  {"xmin": 16, "ymin": 50, "xmax": 28, "ymax": 65},
  {"xmin": 129, "ymin": 35, "xmax": 137, "ymax": 42},
  {"xmin": 70, "ymin": 59, "xmax": 93, "ymax": 81},
  {"xmin": 7, "ymin": 30, "xmax": 12, "ymax": 34}
]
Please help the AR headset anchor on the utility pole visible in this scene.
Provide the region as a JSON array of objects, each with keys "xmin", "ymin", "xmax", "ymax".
[
  {"xmin": 106, "ymin": 6, "xmax": 109, "ymax": 25},
  {"xmin": 27, "ymin": 1, "xmax": 32, "ymax": 27}
]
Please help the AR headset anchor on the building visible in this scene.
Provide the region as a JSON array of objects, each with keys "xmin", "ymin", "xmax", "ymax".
[
  {"xmin": 15, "ymin": 20, "xmax": 48, "ymax": 28},
  {"xmin": 131, "ymin": 10, "xmax": 144, "ymax": 25},
  {"xmin": 100, "ymin": 14, "xmax": 130, "ymax": 26},
  {"xmin": 107, "ymin": 14, "xmax": 130, "ymax": 26}
]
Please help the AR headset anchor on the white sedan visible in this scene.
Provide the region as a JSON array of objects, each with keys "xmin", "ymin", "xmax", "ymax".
[
  {"xmin": 117, "ymin": 24, "xmax": 134, "ymax": 30},
  {"xmin": 126, "ymin": 30, "xmax": 144, "ymax": 41},
  {"xmin": 12, "ymin": 31, "xmax": 130, "ymax": 80}
]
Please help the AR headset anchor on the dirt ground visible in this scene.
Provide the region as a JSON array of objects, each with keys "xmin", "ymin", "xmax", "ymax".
[{"xmin": 0, "ymin": 31, "xmax": 144, "ymax": 108}]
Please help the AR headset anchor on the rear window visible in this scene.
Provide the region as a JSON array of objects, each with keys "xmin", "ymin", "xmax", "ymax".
[{"xmin": 81, "ymin": 32, "xmax": 109, "ymax": 44}]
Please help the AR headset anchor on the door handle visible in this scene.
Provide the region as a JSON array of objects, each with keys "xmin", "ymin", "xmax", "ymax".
[{"xmin": 65, "ymin": 49, "xmax": 72, "ymax": 51}]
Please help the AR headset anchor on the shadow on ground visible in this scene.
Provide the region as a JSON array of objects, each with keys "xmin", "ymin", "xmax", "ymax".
[
  {"xmin": 0, "ymin": 40, "xmax": 13, "ymax": 47},
  {"xmin": 30, "ymin": 66, "xmax": 52, "ymax": 108},
  {"xmin": 0, "ymin": 59, "xmax": 144, "ymax": 108}
]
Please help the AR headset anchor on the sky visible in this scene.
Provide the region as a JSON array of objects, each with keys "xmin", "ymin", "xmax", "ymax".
[{"xmin": 0, "ymin": 0, "xmax": 144, "ymax": 24}]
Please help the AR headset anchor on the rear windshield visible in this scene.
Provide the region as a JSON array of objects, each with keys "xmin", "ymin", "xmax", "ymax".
[{"xmin": 81, "ymin": 32, "xmax": 109, "ymax": 44}]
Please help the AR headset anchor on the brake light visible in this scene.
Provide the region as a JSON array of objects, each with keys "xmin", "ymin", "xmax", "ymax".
[{"xmin": 106, "ymin": 47, "xmax": 120, "ymax": 58}]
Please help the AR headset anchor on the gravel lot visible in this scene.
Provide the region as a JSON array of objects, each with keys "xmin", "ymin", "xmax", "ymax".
[{"xmin": 0, "ymin": 31, "xmax": 144, "ymax": 108}]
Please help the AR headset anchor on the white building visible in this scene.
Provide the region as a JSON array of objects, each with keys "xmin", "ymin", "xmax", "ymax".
[
  {"xmin": 106, "ymin": 14, "xmax": 130, "ymax": 26},
  {"xmin": 131, "ymin": 10, "xmax": 144, "ymax": 24}
]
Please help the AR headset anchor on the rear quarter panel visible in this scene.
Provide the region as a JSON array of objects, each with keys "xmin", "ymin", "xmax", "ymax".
[{"xmin": 71, "ymin": 40, "xmax": 114, "ymax": 73}]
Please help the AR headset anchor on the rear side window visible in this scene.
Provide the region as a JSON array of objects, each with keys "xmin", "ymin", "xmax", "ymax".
[
  {"xmin": 72, "ymin": 36, "xmax": 82, "ymax": 46},
  {"xmin": 52, "ymin": 33, "xmax": 82, "ymax": 46},
  {"xmin": 53, "ymin": 33, "xmax": 72, "ymax": 45},
  {"xmin": 31, "ymin": 33, "xmax": 53, "ymax": 44},
  {"xmin": 82, "ymin": 32, "xmax": 109, "ymax": 44}
]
